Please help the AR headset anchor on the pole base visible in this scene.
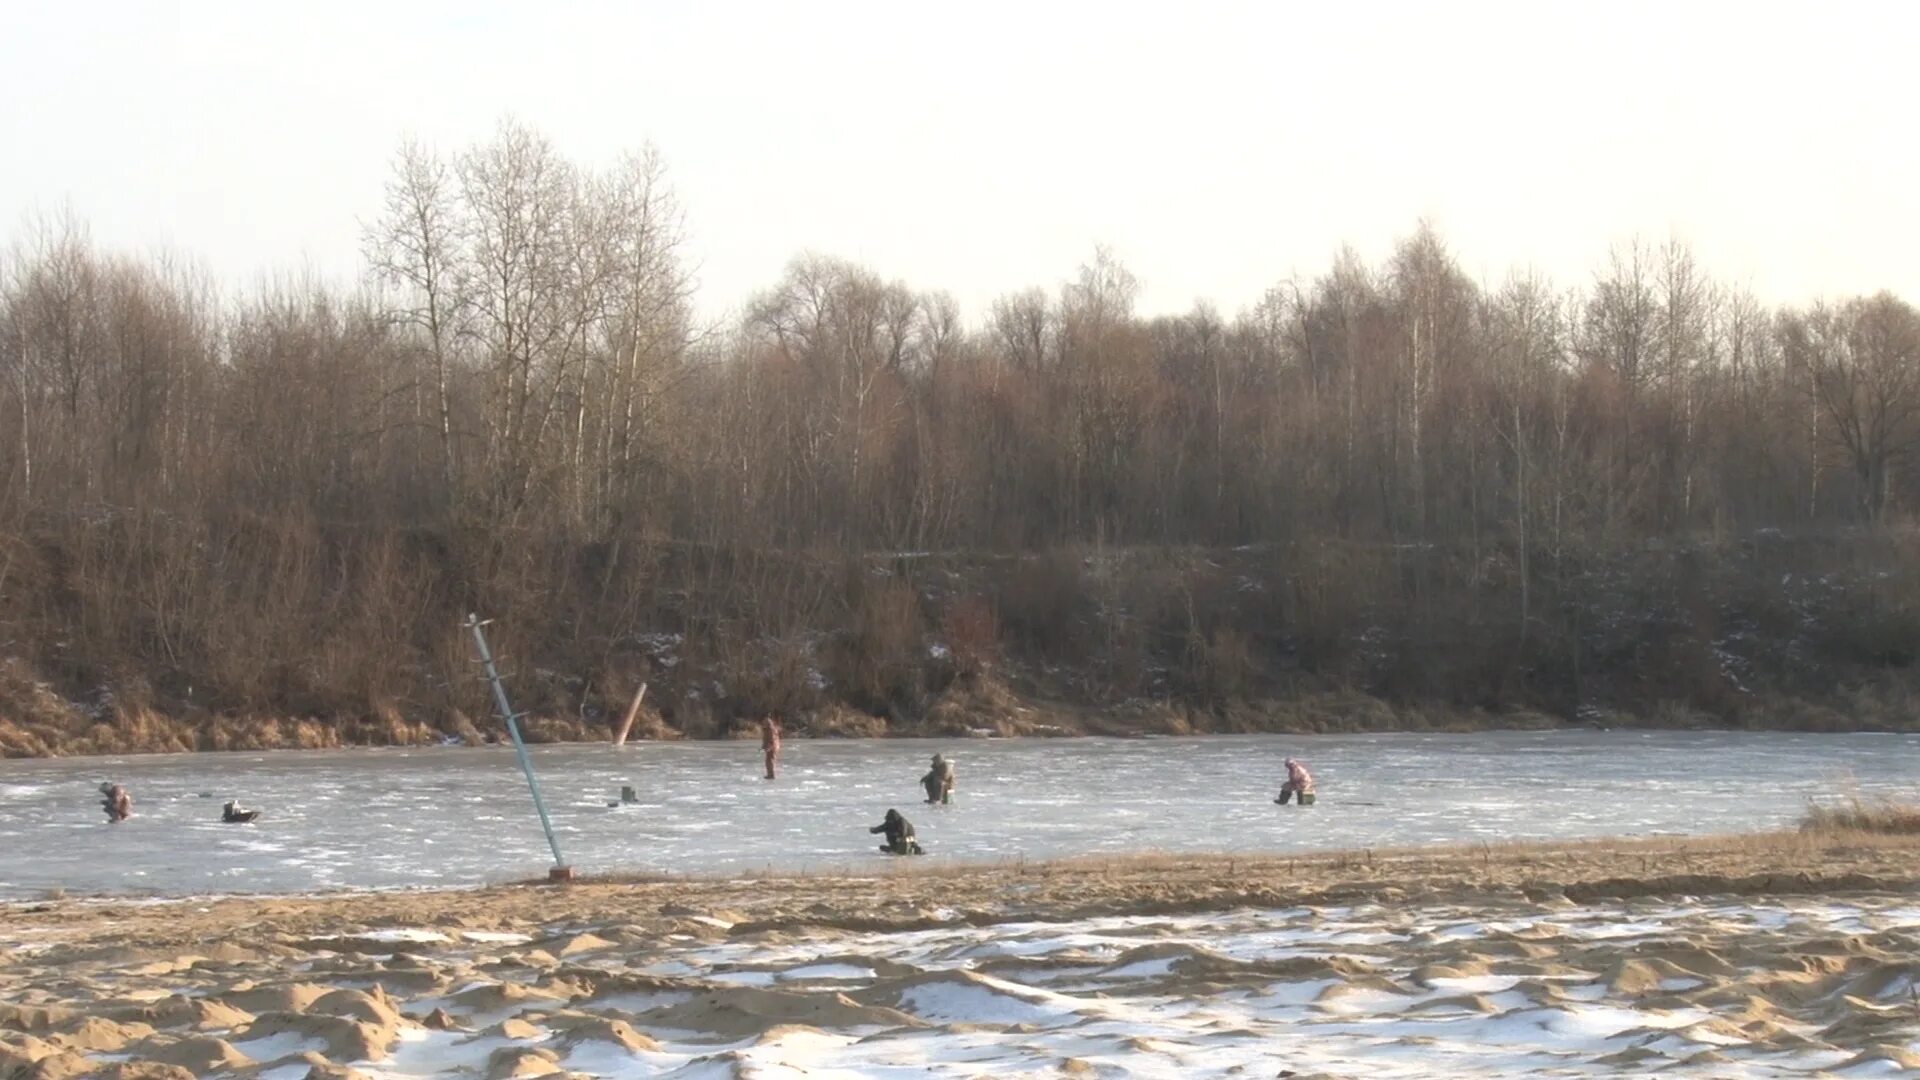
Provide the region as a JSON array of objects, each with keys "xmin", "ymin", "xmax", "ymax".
[{"xmin": 547, "ymin": 866, "xmax": 577, "ymax": 883}]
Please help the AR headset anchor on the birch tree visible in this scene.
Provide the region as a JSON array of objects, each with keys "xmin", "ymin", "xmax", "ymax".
[{"xmin": 365, "ymin": 140, "xmax": 465, "ymax": 500}]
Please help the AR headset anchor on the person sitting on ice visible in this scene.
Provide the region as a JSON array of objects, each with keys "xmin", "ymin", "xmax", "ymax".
[
  {"xmin": 870, "ymin": 808, "xmax": 925, "ymax": 855},
  {"xmin": 921, "ymin": 753, "xmax": 955, "ymax": 805},
  {"xmin": 1275, "ymin": 757, "xmax": 1316, "ymax": 805},
  {"xmin": 221, "ymin": 799, "xmax": 258, "ymax": 823},
  {"xmin": 99, "ymin": 782, "xmax": 132, "ymax": 823}
]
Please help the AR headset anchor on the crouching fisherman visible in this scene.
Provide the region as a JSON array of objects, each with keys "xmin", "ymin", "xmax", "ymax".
[
  {"xmin": 221, "ymin": 799, "xmax": 259, "ymax": 823},
  {"xmin": 870, "ymin": 808, "xmax": 925, "ymax": 855},
  {"xmin": 99, "ymin": 782, "xmax": 132, "ymax": 823},
  {"xmin": 922, "ymin": 753, "xmax": 955, "ymax": 805},
  {"xmin": 1275, "ymin": 757, "xmax": 1316, "ymax": 805}
]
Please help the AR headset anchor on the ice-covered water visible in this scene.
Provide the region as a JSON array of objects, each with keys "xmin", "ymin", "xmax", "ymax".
[{"xmin": 0, "ymin": 730, "xmax": 1915, "ymax": 897}]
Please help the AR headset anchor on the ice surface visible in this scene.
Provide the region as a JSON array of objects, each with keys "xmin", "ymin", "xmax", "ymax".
[{"xmin": 2, "ymin": 731, "xmax": 1919, "ymax": 896}]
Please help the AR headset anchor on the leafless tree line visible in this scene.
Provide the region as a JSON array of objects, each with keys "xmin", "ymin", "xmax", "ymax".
[
  {"xmin": 6, "ymin": 128, "xmax": 1917, "ymax": 556},
  {"xmin": 2, "ymin": 121, "xmax": 1918, "ymax": 732}
]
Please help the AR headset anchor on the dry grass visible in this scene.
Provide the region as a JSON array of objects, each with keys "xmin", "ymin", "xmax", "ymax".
[
  {"xmin": 554, "ymin": 828, "xmax": 1907, "ymax": 889},
  {"xmin": 1802, "ymin": 796, "xmax": 1920, "ymax": 834},
  {"xmin": 20, "ymin": 828, "xmax": 1918, "ymax": 960}
]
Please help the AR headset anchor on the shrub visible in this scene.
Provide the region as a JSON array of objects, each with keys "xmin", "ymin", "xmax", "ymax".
[
  {"xmin": 1801, "ymin": 796, "xmax": 1920, "ymax": 834},
  {"xmin": 940, "ymin": 594, "xmax": 1000, "ymax": 679}
]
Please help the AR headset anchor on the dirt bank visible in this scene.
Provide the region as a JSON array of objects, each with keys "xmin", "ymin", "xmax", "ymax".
[{"xmin": 10, "ymin": 530, "xmax": 1920, "ymax": 759}]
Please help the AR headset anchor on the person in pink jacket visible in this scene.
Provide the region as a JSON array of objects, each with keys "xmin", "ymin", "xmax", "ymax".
[{"xmin": 1275, "ymin": 757, "xmax": 1315, "ymax": 805}]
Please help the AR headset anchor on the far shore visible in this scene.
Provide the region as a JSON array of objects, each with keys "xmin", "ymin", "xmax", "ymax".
[{"xmin": 8, "ymin": 713, "xmax": 1916, "ymax": 762}]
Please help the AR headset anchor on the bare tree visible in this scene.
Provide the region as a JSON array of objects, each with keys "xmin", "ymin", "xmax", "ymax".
[
  {"xmin": 593, "ymin": 148, "xmax": 693, "ymax": 530},
  {"xmin": 1654, "ymin": 238, "xmax": 1711, "ymax": 524},
  {"xmin": 365, "ymin": 140, "xmax": 465, "ymax": 499},
  {"xmin": 1582, "ymin": 240, "xmax": 1659, "ymax": 393},
  {"xmin": 1387, "ymin": 222, "xmax": 1472, "ymax": 537},
  {"xmin": 1789, "ymin": 294, "xmax": 1920, "ymax": 521},
  {"xmin": 458, "ymin": 120, "xmax": 584, "ymax": 517},
  {"xmin": 1488, "ymin": 272, "xmax": 1566, "ymax": 640}
]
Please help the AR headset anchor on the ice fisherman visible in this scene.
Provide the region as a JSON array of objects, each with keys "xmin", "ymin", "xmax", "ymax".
[
  {"xmin": 760, "ymin": 714, "xmax": 782, "ymax": 779},
  {"xmin": 921, "ymin": 753, "xmax": 955, "ymax": 805},
  {"xmin": 99, "ymin": 782, "xmax": 132, "ymax": 823},
  {"xmin": 870, "ymin": 808, "xmax": 924, "ymax": 855},
  {"xmin": 1275, "ymin": 757, "xmax": 1316, "ymax": 805},
  {"xmin": 221, "ymin": 799, "xmax": 257, "ymax": 823}
]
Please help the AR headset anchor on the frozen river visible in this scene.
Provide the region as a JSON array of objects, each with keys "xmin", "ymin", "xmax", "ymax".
[{"xmin": 0, "ymin": 731, "xmax": 1915, "ymax": 898}]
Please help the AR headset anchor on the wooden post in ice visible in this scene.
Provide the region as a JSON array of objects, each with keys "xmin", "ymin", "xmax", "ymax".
[{"xmin": 611, "ymin": 682, "xmax": 648, "ymax": 747}]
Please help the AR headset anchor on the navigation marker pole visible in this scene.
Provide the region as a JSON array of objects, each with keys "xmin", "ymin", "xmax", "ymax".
[{"xmin": 465, "ymin": 613, "xmax": 573, "ymax": 882}]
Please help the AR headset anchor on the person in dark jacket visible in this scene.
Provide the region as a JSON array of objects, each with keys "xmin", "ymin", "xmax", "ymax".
[
  {"xmin": 760, "ymin": 715, "xmax": 782, "ymax": 780},
  {"xmin": 869, "ymin": 808, "xmax": 924, "ymax": 855}
]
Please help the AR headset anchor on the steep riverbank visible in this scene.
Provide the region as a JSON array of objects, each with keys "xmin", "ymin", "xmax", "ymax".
[
  {"xmin": 0, "ymin": 677, "xmax": 1582, "ymax": 758},
  {"xmin": 4, "ymin": 674, "xmax": 1917, "ymax": 759},
  {"xmin": 6, "ymin": 526, "xmax": 1920, "ymax": 757}
]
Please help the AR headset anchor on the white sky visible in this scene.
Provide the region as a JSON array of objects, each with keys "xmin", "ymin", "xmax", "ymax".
[{"xmin": 3, "ymin": 0, "xmax": 1915, "ymax": 322}]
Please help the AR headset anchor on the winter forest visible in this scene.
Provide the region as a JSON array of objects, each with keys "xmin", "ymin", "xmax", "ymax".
[{"xmin": 4, "ymin": 122, "xmax": 1920, "ymax": 754}]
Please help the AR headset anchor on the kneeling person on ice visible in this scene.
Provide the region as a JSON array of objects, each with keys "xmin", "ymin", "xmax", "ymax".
[
  {"xmin": 1276, "ymin": 757, "xmax": 1316, "ymax": 805},
  {"xmin": 870, "ymin": 808, "xmax": 924, "ymax": 855}
]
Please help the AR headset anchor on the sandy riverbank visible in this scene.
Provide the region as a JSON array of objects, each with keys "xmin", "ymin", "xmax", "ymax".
[{"xmin": 4, "ymin": 831, "xmax": 1919, "ymax": 1077}]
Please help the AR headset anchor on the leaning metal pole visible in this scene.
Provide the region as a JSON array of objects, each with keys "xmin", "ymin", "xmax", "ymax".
[{"xmin": 465, "ymin": 613, "xmax": 571, "ymax": 879}]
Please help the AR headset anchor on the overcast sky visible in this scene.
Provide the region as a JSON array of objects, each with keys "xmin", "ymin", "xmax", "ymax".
[{"xmin": 3, "ymin": 0, "xmax": 1915, "ymax": 321}]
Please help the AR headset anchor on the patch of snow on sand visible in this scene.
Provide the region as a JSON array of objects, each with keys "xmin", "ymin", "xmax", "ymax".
[
  {"xmin": 778, "ymin": 962, "xmax": 876, "ymax": 981},
  {"xmin": 459, "ymin": 930, "xmax": 532, "ymax": 944},
  {"xmin": 898, "ymin": 977, "xmax": 1083, "ymax": 1026},
  {"xmin": 702, "ymin": 968, "xmax": 780, "ymax": 987},
  {"xmin": 37, "ymin": 892, "xmax": 1920, "ymax": 1080},
  {"xmin": 323, "ymin": 927, "xmax": 452, "ymax": 944},
  {"xmin": 230, "ymin": 1030, "xmax": 327, "ymax": 1060}
]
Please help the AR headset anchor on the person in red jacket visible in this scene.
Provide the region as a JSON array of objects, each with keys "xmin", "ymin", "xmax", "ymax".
[
  {"xmin": 760, "ymin": 714, "xmax": 782, "ymax": 780},
  {"xmin": 1275, "ymin": 757, "xmax": 1315, "ymax": 805}
]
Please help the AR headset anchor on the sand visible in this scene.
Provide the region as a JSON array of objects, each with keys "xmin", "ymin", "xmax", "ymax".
[{"xmin": 3, "ymin": 830, "xmax": 1919, "ymax": 1077}]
